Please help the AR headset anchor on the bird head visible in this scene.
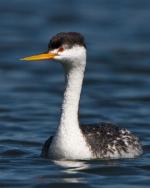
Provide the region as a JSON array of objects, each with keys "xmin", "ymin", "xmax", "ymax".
[{"xmin": 21, "ymin": 32, "xmax": 87, "ymax": 68}]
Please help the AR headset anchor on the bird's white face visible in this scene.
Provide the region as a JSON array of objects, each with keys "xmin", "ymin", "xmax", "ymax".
[
  {"xmin": 51, "ymin": 45, "xmax": 86, "ymax": 67},
  {"xmin": 21, "ymin": 45, "xmax": 86, "ymax": 68}
]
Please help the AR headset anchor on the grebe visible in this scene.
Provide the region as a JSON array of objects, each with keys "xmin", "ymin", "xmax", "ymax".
[{"xmin": 21, "ymin": 32, "xmax": 143, "ymax": 160}]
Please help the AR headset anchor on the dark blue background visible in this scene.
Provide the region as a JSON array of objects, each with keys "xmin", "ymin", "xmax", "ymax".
[{"xmin": 0, "ymin": 0, "xmax": 150, "ymax": 187}]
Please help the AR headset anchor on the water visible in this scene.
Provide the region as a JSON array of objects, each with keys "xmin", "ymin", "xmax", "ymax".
[{"xmin": 0, "ymin": 0, "xmax": 150, "ymax": 187}]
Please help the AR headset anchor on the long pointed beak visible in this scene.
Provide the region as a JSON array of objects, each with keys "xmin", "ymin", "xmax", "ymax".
[{"xmin": 20, "ymin": 52, "xmax": 57, "ymax": 61}]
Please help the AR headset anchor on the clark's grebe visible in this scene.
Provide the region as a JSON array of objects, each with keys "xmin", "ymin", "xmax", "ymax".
[{"xmin": 21, "ymin": 32, "xmax": 143, "ymax": 160}]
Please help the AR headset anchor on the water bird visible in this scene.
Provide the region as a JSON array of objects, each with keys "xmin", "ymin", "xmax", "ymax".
[{"xmin": 21, "ymin": 32, "xmax": 143, "ymax": 160}]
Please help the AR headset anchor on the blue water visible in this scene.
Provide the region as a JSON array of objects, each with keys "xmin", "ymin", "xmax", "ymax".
[{"xmin": 0, "ymin": 0, "xmax": 150, "ymax": 187}]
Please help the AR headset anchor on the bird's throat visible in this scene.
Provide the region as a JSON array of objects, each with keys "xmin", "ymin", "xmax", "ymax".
[{"xmin": 59, "ymin": 63, "xmax": 85, "ymax": 133}]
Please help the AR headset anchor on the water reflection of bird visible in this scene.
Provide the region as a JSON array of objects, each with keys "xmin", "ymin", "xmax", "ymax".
[{"xmin": 21, "ymin": 32, "xmax": 143, "ymax": 160}]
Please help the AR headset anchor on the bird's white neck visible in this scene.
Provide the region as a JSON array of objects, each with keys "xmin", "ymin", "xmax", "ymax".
[
  {"xmin": 49, "ymin": 47, "xmax": 92, "ymax": 159},
  {"xmin": 58, "ymin": 63, "xmax": 85, "ymax": 133}
]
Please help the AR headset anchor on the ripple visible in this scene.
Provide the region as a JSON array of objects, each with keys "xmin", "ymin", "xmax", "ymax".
[
  {"xmin": 81, "ymin": 166, "xmax": 141, "ymax": 176},
  {"xmin": 0, "ymin": 139, "xmax": 41, "ymax": 147},
  {"xmin": 1, "ymin": 149, "xmax": 28, "ymax": 157}
]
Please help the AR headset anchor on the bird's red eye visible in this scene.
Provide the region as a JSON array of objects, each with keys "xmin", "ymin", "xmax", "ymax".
[{"xmin": 58, "ymin": 47, "xmax": 64, "ymax": 52}]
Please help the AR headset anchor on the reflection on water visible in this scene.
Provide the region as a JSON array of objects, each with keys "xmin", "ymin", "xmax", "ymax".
[
  {"xmin": 52, "ymin": 160, "xmax": 90, "ymax": 184},
  {"xmin": 53, "ymin": 160, "xmax": 90, "ymax": 170},
  {"xmin": 0, "ymin": 0, "xmax": 150, "ymax": 187}
]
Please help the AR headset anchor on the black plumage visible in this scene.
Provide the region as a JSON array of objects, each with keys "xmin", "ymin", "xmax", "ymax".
[
  {"xmin": 48, "ymin": 32, "xmax": 86, "ymax": 50},
  {"xmin": 80, "ymin": 122, "xmax": 142, "ymax": 158}
]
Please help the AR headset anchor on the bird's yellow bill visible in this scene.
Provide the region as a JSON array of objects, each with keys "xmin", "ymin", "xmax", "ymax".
[{"xmin": 20, "ymin": 53, "xmax": 57, "ymax": 61}]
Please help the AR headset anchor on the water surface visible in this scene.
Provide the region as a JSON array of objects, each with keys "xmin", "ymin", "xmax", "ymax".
[{"xmin": 0, "ymin": 0, "xmax": 150, "ymax": 187}]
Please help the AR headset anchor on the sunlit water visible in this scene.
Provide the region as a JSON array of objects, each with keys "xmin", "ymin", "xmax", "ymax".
[{"xmin": 0, "ymin": 0, "xmax": 150, "ymax": 187}]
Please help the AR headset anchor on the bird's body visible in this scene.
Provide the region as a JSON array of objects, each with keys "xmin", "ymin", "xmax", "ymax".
[
  {"xmin": 80, "ymin": 123, "xmax": 141, "ymax": 159},
  {"xmin": 42, "ymin": 123, "xmax": 142, "ymax": 160},
  {"xmin": 22, "ymin": 32, "xmax": 143, "ymax": 160}
]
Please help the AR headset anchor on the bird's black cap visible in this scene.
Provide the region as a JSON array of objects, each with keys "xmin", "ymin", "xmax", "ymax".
[{"xmin": 48, "ymin": 32, "xmax": 86, "ymax": 50}]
